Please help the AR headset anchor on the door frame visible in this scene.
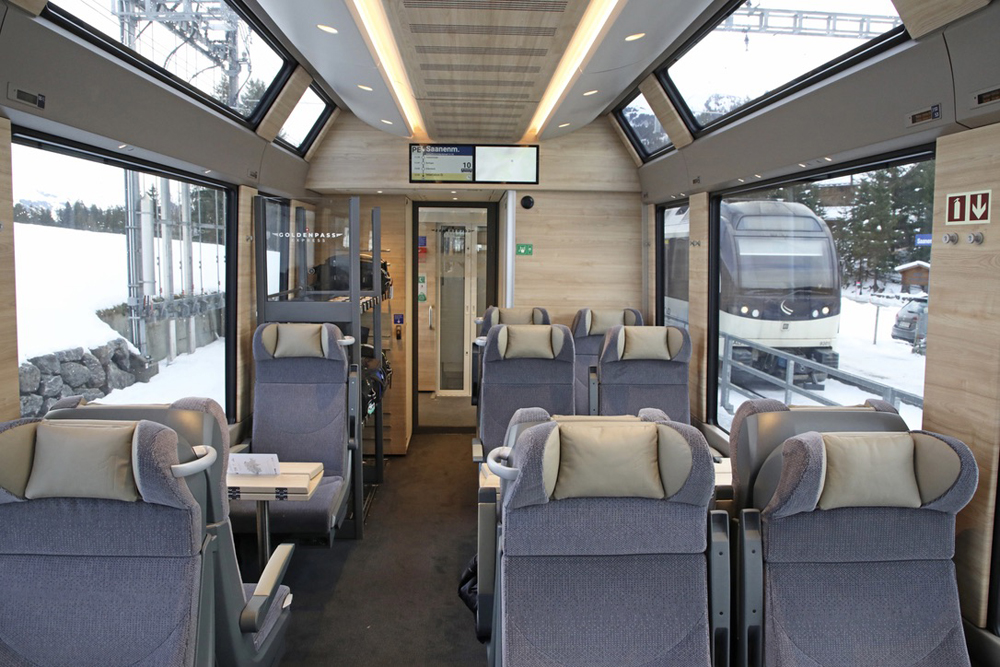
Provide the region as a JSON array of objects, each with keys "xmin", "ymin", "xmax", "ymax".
[{"xmin": 412, "ymin": 200, "xmax": 499, "ymax": 432}]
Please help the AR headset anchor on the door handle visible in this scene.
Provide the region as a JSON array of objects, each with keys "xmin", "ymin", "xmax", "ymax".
[{"xmin": 428, "ymin": 305, "xmax": 434, "ymax": 330}]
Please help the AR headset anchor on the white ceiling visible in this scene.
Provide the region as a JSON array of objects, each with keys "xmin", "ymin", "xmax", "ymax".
[{"xmin": 253, "ymin": 0, "xmax": 714, "ymax": 144}]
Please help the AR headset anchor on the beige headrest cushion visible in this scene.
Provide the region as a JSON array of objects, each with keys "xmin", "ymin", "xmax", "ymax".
[
  {"xmin": 262, "ymin": 323, "xmax": 329, "ymax": 358},
  {"xmin": 618, "ymin": 326, "xmax": 684, "ymax": 360},
  {"xmin": 497, "ymin": 308, "xmax": 534, "ymax": 325},
  {"xmin": 589, "ymin": 310, "xmax": 625, "ymax": 336},
  {"xmin": 0, "ymin": 422, "xmax": 39, "ymax": 498},
  {"xmin": 818, "ymin": 433, "xmax": 921, "ymax": 510},
  {"xmin": 25, "ymin": 420, "xmax": 140, "ymax": 502},
  {"xmin": 498, "ymin": 325, "xmax": 563, "ymax": 359}
]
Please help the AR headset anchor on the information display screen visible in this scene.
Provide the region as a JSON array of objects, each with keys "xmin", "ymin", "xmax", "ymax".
[{"xmin": 409, "ymin": 144, "xmax": 539, "ymax": 184}]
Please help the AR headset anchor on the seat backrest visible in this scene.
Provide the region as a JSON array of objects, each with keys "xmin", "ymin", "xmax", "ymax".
[
  {"xmin": 499, "ymin": 420, "xmax": 715, "ymax": 666},
  {"xmin": 729, "ymin": 398, "xmax": 908, "ymax": 511},
  {"xmin": 479, "ymin": 306, "xmax": 550, "ymax": 336},
  {"xmin": 479, "ymin": 324, "xmax": 574, "ymax": 454},
  {"xmin": 253, "ymin": 322, "xmax": 349, "ymax": 477},
  {"xmin": 570, "ymin": 308, "xmax": 643, "ymax": 414},
  {"xmin": 0, "ymin": 418, "xmax": 207, "ymax": 667},
  {"xmin": 597, "ymin": 325, "xmax": 691, "ymax": 422},
  {"xmin": 758, "ymin": 429, "xmax": 977, "ymax": 666}
]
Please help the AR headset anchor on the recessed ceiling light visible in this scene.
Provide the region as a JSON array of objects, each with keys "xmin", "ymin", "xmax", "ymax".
[
  {"xmin": 798, "ymin": 163, "xmax": 807, "ymax": 168},
  {"xmin": 452, "ymin": 197, "xmax": 458, "ymax": 201},
  {"xmin": 625, "ymin": 33, "xmax": 645, "ymax": 42},
  {"xmin": 451, "ymin": 191, "xmax": 457, "ymax": 194},
  {"xmin": 583, "ymin": 90, "xmax": 598, "ymax": 96},
  {"xmin": 670, "ymin": 195, "xmax": 677, "ymax": 199},
  {"xmin": 117, "ymin": 144, "xmax": 128, "ymax": 149},
  {"xmin": 754, "ymin": 174, "xmax": 762, "ymax": 179},
  {"xmin": 679, "ymin": 192, "xmax": 686, "ymax": 197},
  {"xmin": 358, "ymin": 84, "xmax": 373, "ymax": 91},
  {"xmin": 738, "ymin": 178, "xmax": 745, "ymax": 183},
  {"xmin": 380, "ymin": 119, "xmax": 393, "ymax": 125},
  {"xmin": 204, "ymin": 169, "xmax": 212, "ymax": 174},
  {"xmin": 377, "ymin": 190, "xmax": 383, "ymax": 194},
  {"xmin": 317, "ymin": 24, "xmax": 338, "ymax": 34},
  {"xmin": 558, "ymin": 122, "xmax": 570, "ymax": 128}
]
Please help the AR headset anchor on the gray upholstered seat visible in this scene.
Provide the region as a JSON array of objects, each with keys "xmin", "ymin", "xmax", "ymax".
[
  {"xmin": 743, "ymin": 429, "xmax": 977, "ymax": 666},
  {"xmin": 229, "ymin": 322, "xmax": 353, "ymax": 542},
  {"xmin": 0, "ymin": 417, "xmax": 214, "ymax": 666},
  {"xmin": 478, "ymin": 306, "xmax": 550, "ymax": 336},
  {"xmin": 728, "ymin": 398, "xmax": 908, "ymax": 512},
  {"xmin": 570, "ymin": 308, "xmax": 642, "ymax": 415},
  {"xmin": 597, "ymin": 325, "xmax": 691, "ymax": 422},
  {"xmin": 486, "ymin": 420, "xmax": 727, "ymax": 666},
  {"xmin": 45, "ymin": 397, "xmax": 293, "ymax": 667},
  {"xmin": 477, "ymin": 324, "xmax": 575, "ymax": 457}
]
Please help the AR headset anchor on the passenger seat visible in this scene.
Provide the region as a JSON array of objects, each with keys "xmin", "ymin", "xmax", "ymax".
[
  {"xmin": 569, "ymin": 307, "xmax": 642, "ymax": 415},
  {"xmin": 597, "ymin": 324, "xmax": 691, "ymax": 422}
]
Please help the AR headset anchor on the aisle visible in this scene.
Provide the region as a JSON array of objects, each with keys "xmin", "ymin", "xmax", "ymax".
[{"xmin": 280, "ymin": 433, "xmax": 485, "ymax": 666}]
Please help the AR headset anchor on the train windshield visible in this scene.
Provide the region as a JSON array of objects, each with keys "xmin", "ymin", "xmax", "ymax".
[
  {"xmin": 735, "ymin": 236, "xmax": 834, "ymax": 290},
  {"xmin": 736, "ymin": 215, "xmax": 822, "ymax": 232}
]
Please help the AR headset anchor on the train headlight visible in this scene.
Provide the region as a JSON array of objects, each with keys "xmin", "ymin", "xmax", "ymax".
[
  {"xmin": 822, "ymin": 306, "xmax": 830, "ymax": 315},
  {"xmin": 812, "ymin": 309, "xmax": 819, "ymax": 318},
  {"xmin": 740, "ymin": 305, "xmax": 749, "ymax": 315},
  {"xmin": 751, "ymin": 309, "xmax": 760, "ymax": 318}
]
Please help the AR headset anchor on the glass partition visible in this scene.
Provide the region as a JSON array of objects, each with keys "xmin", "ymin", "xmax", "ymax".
[{"xmin": 661, "ymin": 204, "xmax": 690, "ymax": 326}]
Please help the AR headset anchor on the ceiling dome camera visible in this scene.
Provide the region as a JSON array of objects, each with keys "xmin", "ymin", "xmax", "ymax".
[{"xmin": 521, "ymin": 195, "xmax": 534, "ymax": 209}]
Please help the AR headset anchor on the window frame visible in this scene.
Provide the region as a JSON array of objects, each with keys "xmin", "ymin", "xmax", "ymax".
[
  {"xmin": 656, "ymin": 0, "xmax": 911, "ymax": 140},
  {"xmin": 273, "ymin": 84, "xmax": 337, "ymax": 157},
  {"xmin": 704, "ymin": 144, "xmax": 937, "ymax": 430},
  {"xmin": 655, "ymin": 200, "xmax": 691, "ymax": 326},
  {"xmin": 42, "ymin": 0, "xmax": 296, "ymax": 129},
  {"xmin": 12, "ymin": 126, "xmax": 238, "ymax": 421},
  {"xmin": 613, "ymin": 89, "xmax": 675, "ymax": 163}
]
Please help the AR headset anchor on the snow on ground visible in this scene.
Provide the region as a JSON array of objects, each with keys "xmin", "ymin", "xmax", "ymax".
[
  {"xmin": 96, "ymin": 339, "xmax": 226, "ymax": 407},
  {"xmin": 718, "ymin": 291, "xmax": 927, "ymax": 431},
  {"xmin": 14, "ymin": 222, "xmax": 224, "ymax": 362}
]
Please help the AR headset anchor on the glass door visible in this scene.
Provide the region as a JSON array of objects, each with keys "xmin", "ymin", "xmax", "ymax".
[{"xmin": 436, "ymin": 224, "xmax": 487, "ymax": 396}]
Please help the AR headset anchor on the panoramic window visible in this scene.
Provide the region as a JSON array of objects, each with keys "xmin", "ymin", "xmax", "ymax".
[
  {"xmin": 11, "ymin": 142, "xmax": 228, "ymax": 417},
  {"xmin": 715, "ymin": 160, "xmax": 935, "ymax": 431},
  {"xmin": 666, "ymin": 0, "xmax": 904, "ymax": 129},
  {"xmin": 47, "ymin": 0, "xmax": 290, "ymax": 120},
  {"xmin": 661, "ymin": 204, "xmax": 690, "ymax": 326},
  {"xmin": 618, "ymin": 91, "xmax": 671, "ymax": 157},
  {"xmin": 276, "ymin": 85, "xmax": 334, "ymax": 153}
]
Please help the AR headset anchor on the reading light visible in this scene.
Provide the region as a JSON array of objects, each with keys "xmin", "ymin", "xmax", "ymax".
[
  {"xmin": 625, "ymin": 32, "xmax": 645, "ymax": 41},
  {"xmin": 523, "ymin": 0, "xmax": 624, "ymax": 141},
  {"xmin": 348, "ymin": 0, "xmax": 427, "ymax": 140},
  {"xmin": 583, "ymin": 90, "xmax": 598, "ymax": 96},
  {"xmin": 317, "ymin": 24, "xmax": 338, "ymax": 34},
  {"xmin": 358, "ymin": 84, "xmax": 373, "ymax": 92}
]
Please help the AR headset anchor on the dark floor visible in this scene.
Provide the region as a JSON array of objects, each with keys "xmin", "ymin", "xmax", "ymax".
[
  {"xmin": 280, "ymin": 432, "xmax": 485, "ymax": 666},
  {"xmin": 418, "ymin": 392, "xmax": 478, "ymax": 428}
]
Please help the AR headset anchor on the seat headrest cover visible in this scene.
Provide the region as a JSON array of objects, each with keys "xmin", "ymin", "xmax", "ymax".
[
  {"xmin": 497, "ymin": 307, "xmax": 534, "ymax": 325},
  {"xmin": 498, "ymin": 325, "xmax": 564, "ymax": 359},
  {"xmin": 0, "ymin": 419, "xmax": 40, "ymax": 500},
  {"xmin": 818, "ymin": 432, "xmax": 921, "ymax": 510},
  {"xmin": 552, "ymin": 423, "xmax": 665, "ymax": 500},
  {"xmin": 617, "ymin": 326, "xmax": 685, "ymax": 360},
  {"xmin": 24, "ymin": 420, "xmax": 140, "ymax": 502},
  {"xmin": 261, "ymin": 322, "xmax": 329, "ymax": 358}
]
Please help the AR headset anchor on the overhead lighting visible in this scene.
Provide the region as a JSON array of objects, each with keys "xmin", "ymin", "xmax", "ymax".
[
  {"xmin": 523, "ymin": 0, "xmax": 624, "ymax": 141},
  {"xmin": 348, "ymin": 0, "xmax": 427, "ymax": 140},
  {"xmin": 558, "ymin": 122, "xmax": 571, "ymax": 128},
  {"xmin": 317, "ymin": 24, "xmax": 338, "ymax": 34},
  {"xmin": 754, "ymin": 174, "xmax": 762, "ymax": 179},
  {"xmin": 798, "ymin": 163, "xmax": 807, "ymax": 168},
  {"xmin": 625, "ymin": 32, "xmax": 645, "ymax": 42},
  {"xmin": 824, "ymin": 156, "xmax": 833, "ymax": 161},
  {"xmin": 117, "ymin": 144, "xmax": 128, "ymax": 149},
  {"xmin": 377, "ymin": 190, "xmax": 383, "ymax": 194},
  {"xmin": 204, "ymin": 169, "xmax": 212, "ymax": 174},
  {"xmin": 357, "ymin": 84, "xmax": 373, "ymax": 92},
  {"xmin": 583, "ymin": 90, "xmax": 599, "ymax": 96},
  {"xmin": 452, "ymin": 197, "xmax": 458, "ymax": 201},
  {"xmin": 451, "ymin": 191, "xmax": 457, "ymax": 194},
  {"xmin": 738, "ymin": 178, "xmax": 745, "ymax": 183},
  {"xmin": 381, "ymin": 119, "xmax": 393, "ymax": 125}
]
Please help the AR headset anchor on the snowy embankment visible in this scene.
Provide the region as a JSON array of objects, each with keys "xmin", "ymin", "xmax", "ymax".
[
  {"xmin": 719, "ymin": 291, "xmax": 927, "ymax": 430},
  {"xmin": 14, "ymin": 222, "xmax": 226, "ymax": 407}
]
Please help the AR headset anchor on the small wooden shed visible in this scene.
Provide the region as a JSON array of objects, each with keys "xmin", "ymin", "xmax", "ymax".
[{"xmin": 895, "ymin": 260, "xmax": 930, "ymax": 293}]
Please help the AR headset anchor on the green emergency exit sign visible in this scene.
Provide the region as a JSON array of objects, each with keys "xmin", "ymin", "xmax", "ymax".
[{"xmin": 516, "ymin": 243, "xmax": 533, "ymax": 256}]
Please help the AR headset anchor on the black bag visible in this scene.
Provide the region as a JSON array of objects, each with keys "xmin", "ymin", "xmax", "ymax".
[{"xmin": 458, "ymin": 554, "xmax": 478, "ymax": 615}]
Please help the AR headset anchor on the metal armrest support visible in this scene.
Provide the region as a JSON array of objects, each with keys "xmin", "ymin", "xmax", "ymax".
[
  {"xmin": 588, "ymin": 365, "xmax": 599, "ymax": 416},
  {"xmin": 240, "ymin": 542, "xmax": 296, "ymax": 633},
  {"xmin": 486, "ymin": 447, "xmax": 518, "ymax": 480},
  {"xmin": 708, "ymin": 510, "xmax": 731, "ymax": 667},
  {"xmin": 477, "ymin": 487, "xmax": 498, "ymax": 641},
  {"xmin": 171, "ymin": 446, "xmax": 217, "ymax": 478},
  {"xmin": 472, "ymin": 437, "xmax": 485, "ymax": 463},
  {"xmin": 738, "ymin": 510, "xmax": 763, "ymax": 667},
  {"xmin": 348, "ymin": 365, "xmax": 360, "ymax": 450}
]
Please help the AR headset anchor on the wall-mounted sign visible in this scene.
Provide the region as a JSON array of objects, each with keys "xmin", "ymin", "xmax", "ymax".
[
  {"xmin": 418, "ymin": 235, "xmax": 427, "ymax": 247},
  {"xmin": 410, "ymin": 144, "xmax": 539, "ymax": 184},
  {"xmin": 516, "ymin": 243, "xmax": 533, "ymax": 256},
  {"xmin": 915, "ymin": 234, "xmax": 932, "ymax": 247},
  {"xmin": 393, "ymin": 314, "xmax": 404, "ymax": 325},
  {"xmin": 946, "ymin": 190, "xmax": 991, "ymax": 225}
]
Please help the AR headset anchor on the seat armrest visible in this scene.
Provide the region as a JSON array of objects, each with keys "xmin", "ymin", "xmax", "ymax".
[
  {"xmin": 738, "ymin": 509, "xmax": 763, "ymax": 667},
  {"xmin": 472, "ymin": 437, "xmax": 484, "ymax": 463},
  {"xmin": 476, "ymin": 487, "xmax": 498, "ymax": 641},
  {"xmin": 709, "ymin": 510, "xmax": 731, "ymax": 667},
  {"xmin": 240, "ymin": 543, "xmax": 296, "ymax": 633},
  {"xmin": 231, "ymin": 443, "xmax": 250, "ymax": 454}
]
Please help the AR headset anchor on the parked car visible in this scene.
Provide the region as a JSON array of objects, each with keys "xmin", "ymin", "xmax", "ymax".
[{"xmin": 891, "ymin": 296, "xmax": 928, "ymax": 343}]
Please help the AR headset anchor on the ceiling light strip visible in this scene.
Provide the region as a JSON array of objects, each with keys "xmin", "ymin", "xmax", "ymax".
[
  {"xmin": 522, "ymin": 0, "xmax": 623, "ymax": 142},
  {"xmin": 347, "ymin": 0, "xmax": 427, "ymax": 140}
]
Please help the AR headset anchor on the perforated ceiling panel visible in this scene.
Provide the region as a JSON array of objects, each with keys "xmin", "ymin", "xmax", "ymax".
[{"xmin": 384, "ymin": 0, "xmax": 588, "ymax": 142}]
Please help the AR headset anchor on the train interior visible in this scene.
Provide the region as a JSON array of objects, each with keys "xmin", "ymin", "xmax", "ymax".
[{"xmin": 1, "ymin": 0, "xmax": 1000, "ymax": 665}]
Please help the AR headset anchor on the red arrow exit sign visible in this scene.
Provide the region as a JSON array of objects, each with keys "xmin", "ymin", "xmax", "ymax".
[{"xmin": 946, "ymin": 190, "xmax": 991, "ymax": 225}]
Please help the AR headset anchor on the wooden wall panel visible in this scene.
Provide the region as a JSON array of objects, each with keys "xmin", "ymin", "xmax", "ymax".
[
  {"xmin": 891, "ymin": 0, "xmax": 990, "ymax": 39},
  {"xmin": 0, "ymin": 117, "xmax": 17, "ymax": 420},
  {"xmin": 304, "ymin": 108, "xmax": 340, "ymax": 163},
  {"xmin": 512, "ymin": 190, "xmax": 644, "ymax": 325},
  {"xmin": 923, "ymin": 121, "xmax": 1000, "ymax": 626},
  {"xmin": 608, "ymin": 114, "xmax": 643, "ymax": 168},
  {"xmin": 235, "ymin": 185, "xmax": 258, "ymax": 425},
  {"xmin": 687, "ymin": 193, "xmax": 710, "ymax": 423},
  {"xmin": 256, "ymin": 66, "xmax": 313, "ymax": 144},
  {"xmin": 6, "ymin": 0, "xmax": 46, "ymax": 16},
  {"xmin": 638, "ymin": 75, "xmax": 694, "ymax": 150},
  {"xmin": 307, "ymin": 112, "xmax": 639, "ymax": 194}
]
